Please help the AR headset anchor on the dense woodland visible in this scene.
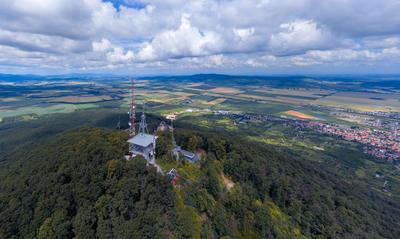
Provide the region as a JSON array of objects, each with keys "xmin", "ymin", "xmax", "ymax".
[
  {"xmin": 170, "ymin": 128, "xmax": 400, "ymax": 238},
  {"xmin": 0, "ymin": 111, "xmax": 400, "ymax": 238},
  {"xmin": 0, "ymin": 127, "xmax": 178, "ymax": 238}
]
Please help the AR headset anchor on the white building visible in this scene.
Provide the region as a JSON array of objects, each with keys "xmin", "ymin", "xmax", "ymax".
[
  {"xmin": 127, "ymin": 104, "xmax": 156, "ymax": 162},
  {"xmin": 128, "ymin": 133, "xmax": 156, "ymax": 161}
]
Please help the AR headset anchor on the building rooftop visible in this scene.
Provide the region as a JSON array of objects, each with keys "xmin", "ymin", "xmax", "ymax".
[
  {"xmin": 181, "ymin": 150, "xmax": 195, "ymax": 158},
  {"xmin": 127, "ymin": 133, "xmax": 155, "ymax": 147},
  {"xmin": 180, "ymin": 149, "xmax": 200, "ymax": 163}
]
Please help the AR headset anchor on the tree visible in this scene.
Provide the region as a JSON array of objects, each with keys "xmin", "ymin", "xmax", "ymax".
[
  {"xmin": 37, "ymin": 210, "xmax": 72, "ymax": 239},
  {"xmin": 207, "ymin": 137, "xmax": 226, "ymax": 161},
  {"xmin": 201, "ymin": 155, "xmax": 222, "ymax": 198},
  {"xmin": 156, "ymin": 132, "xmax": 174, "ymax": 161},
  {"xmin": 72, "ymin": 206, "xmax": 97, "ymax": 239},
  {"xmin": 188, "ymin": 135, "xmax": 199, "ymax": 152}
]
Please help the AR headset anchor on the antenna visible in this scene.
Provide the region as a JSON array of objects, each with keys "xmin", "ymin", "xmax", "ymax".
[
  {"xmin": 171, "ymin": 118, "xmax": 177, "ymax": 147},
  {"xmin": 117, "ymin": 115, "xmax": 121, "ymax": 130},
  {"xmin": 152, "ymin": 128, "xmax": 156, "ymax": 161},
  {"xmin": 139, "ymin": 101, "xmax": 148, "ymax": 134},
  {"xmin": 128, "ymin": 79, "xmax": 136, "ymax": 136},
  {"xmin": 170, "ymin": 117, "xmax": 180, "ymax": 160}
]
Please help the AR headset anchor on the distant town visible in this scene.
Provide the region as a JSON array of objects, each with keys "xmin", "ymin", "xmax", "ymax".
[
  {"xmin": 216, "ymin": 110, "xmax": 400, "ymax": 167},
  {"xmin": 297, "ymin": 121, "xmax": 400, "ymax": 164}
]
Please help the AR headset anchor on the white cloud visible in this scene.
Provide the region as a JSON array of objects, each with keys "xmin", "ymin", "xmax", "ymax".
[
  {"xmin": 245, "ymin": 59, "xmax": 264, "ymax": 67},
  {"xmin": 136, "ymin": 43, "xmax": 156, "ymax": 61},
  {"xmin": 92, "ymin": 38, "xmax": 113, "ymax": 52},
  {"xmin": 269, "ymin": 20, "xmax": 334, "ymax": 55},
  {"xmin": 92, "ymin": 38, "xmax": 135, "ymax": 63},
  {"xmin": 0, "ymin": 0, "xmax": 399, "ymax": 73},
  {"xmin": 233, "ymin": 27, "xmax": 255, "ymax": 41},
  {"xmin": 382, "ymin": 47, "xmax": 400, "ymax": 56},
  {"xmin": 208, "ymin": 54, "xmax": 226, "ymax": 67},
  {"xmin": 106, "ymin": 48, "xmax": 135, "ymax": 63},
  {"xmin": 292, "ymin": 47, "xmax": 400, "ymax": 66},
  {"xmin": 136, "ymin": 14, "xmax": 223, "ymax": 61}
]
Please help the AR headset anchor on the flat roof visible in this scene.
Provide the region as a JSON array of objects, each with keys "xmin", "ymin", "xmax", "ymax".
[
  {"xmin": 127, "ymin": 133, "xmax": 155, "ymax": 147},
  {"xmin": 180, "ymin": 150, "xmax": 195, "ymax": 158}
]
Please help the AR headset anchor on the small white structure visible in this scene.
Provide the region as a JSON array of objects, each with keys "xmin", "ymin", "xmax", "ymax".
[
  {"xmin": 127, "ymin": 104, "xmax": 156, "ymax": 162},
  {"xmin": 180, "ymin": 149, "xmax": 200, "ymax": 163}
]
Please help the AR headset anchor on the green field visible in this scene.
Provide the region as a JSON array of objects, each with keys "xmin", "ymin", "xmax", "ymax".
[{"xmin": 0, "ymin": 104, "xmax": 98, "ymax": 121}]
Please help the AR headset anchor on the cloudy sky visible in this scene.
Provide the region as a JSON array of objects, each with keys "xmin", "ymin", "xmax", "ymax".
[{"xmin": 0, "ymin": 0, "xmax": 399, "ymax": 75}]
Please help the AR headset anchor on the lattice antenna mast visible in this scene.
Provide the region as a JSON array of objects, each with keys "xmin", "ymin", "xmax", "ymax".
[
  {"xmin": 128, "ymin": 79, "xmax": 136, "ymax": 136},
  {"xmin": 117, "ymin": 115, "xmax": 121, "ymax": 130},
  {"xmin": 171, "ymin": 118, "xmax": 177, "ymax": 147},
  {"xmin": 139, "ymin": 101, "xmax": 148, "ymax": 134},
  {"xmin": 152, "ymin": 128, "xmax": 156, "ymax": 160}
]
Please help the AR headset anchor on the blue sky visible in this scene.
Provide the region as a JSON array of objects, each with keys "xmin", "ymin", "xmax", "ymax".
[
  {"xmin": 105, "ymin": 0, "xmax": 146, "ymax": 9},
  {"xmin": 0, "ymin": 0, "xmax": 399, "ymax": 75}
]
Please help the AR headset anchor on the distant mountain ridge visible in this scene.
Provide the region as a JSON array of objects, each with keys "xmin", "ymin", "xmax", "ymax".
[{"xmin": 1, "ymin": 72, "xmax": 400, "ymax": 81}]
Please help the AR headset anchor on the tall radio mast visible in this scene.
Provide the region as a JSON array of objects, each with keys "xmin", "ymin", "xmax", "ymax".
[
  {"xmin": 139, "ymin": 102, "xmax": 148, "ymax": 134},
  {"xmin": 128, "ymin": 79, "xmax": 136, "ymax": 136}
]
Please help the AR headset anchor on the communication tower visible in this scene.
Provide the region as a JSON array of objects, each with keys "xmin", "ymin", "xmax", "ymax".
[
  {"xmin": 139, "ymin": 102, "xmax": 148, "ymax": 134},
  {"xmin": 128, "ymin": 79, "xmax": 136, "ymax": 136}
]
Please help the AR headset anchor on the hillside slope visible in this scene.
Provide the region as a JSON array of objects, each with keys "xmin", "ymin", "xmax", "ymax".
[
  {"xmin": 1, "ymin": 125, "xmax": 399, "ymax": 238},
  {"xmin": 169, "ymin": 128, "xmax": 400, "ymax": 238}
]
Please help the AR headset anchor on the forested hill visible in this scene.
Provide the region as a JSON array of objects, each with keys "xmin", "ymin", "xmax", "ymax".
[
  {"xmin": 0, "ymin": 127, "xmax": 176, "ymax": 238},
  {"xmin": 1, "ymin": 125, "xmax": 399, "ymax": 238}
]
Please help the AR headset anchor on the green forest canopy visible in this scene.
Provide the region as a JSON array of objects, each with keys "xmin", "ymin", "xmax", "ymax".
[{"xmin": 0, "ymin": 123, "xmax": 399, "ymax": 238}]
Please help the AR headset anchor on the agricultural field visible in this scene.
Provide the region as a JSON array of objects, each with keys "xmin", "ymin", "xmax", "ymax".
[
  {"xmin": 316, "ymin": 92, "xmax": 400, "ymax": 112},
  {"xmin": 208, "ymin": 87, "xmax": 242, "ymax": 94},
  {"xmin": 252, "ymin": 87, "xmax": 334, "ymax": 98},
  {"xmin": 45, "ymin": 95, "xmax": 113, "ymax": 103},
  {"xmin": 1, "ymin": 74, "xmax": 399, "ymax": 126},
  {"xmin": 282, "ymin": 110, "xmax": 317, "ymax": 119}
]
